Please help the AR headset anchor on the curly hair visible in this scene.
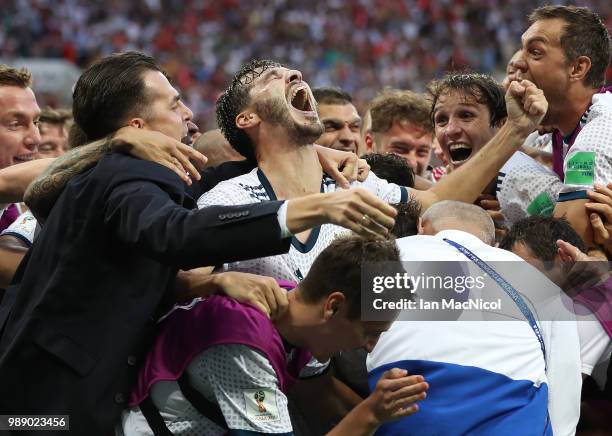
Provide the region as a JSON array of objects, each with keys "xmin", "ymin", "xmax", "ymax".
[
  {"xmin": 369, "ymin": 88, "xmax": 432, "ymax": 134},
  {"xmin": 216, "ymin": 59, "xmax": 282, "ymax": 162}
]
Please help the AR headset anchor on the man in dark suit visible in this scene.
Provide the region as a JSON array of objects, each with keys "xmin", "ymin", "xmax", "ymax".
[{"xmin": 0, "ymin": 52, "xmax": 396, "ymax": 434}]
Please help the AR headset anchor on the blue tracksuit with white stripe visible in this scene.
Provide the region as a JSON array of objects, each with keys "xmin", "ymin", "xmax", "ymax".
[{"xmin": 366, "ymin": 230, "xmax": 581, "ymax": 435}]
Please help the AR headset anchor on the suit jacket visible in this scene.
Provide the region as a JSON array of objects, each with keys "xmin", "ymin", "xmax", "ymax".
[{"xmin": 0, "ymin": 153, "xmax": 290, "ymax": 434}]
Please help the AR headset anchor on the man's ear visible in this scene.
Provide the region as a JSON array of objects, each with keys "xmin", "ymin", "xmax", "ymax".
[
  {"xmin": 323, "ymin": 292, "xmax": 346, "ymax": 321},
  {"xmin": 570, "ymin": 56, "xmax": 592, "ymax": 83},
  {"xmin": 417, "ymin": 217, "xmax": 425, "ymax": 235},
  {"xmin": 127, "ymin": 118, "xmax": 146, "ymax": 129},
  {"xmin": 364, "ymin": 132, "xmax": 375, "ymax": 153},
  {"xmin": 236, "ymin": 110, "xmax": 261, "ymax": 130}
]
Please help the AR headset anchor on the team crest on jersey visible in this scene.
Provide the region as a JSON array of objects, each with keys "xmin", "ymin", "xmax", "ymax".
[
  {"xmin": 243, "ymin": 388, "xmax": 279, "ymax": 421},
  {"xmin": 21, "ymin": 215, "xmax": 34, "ymax": 225}
]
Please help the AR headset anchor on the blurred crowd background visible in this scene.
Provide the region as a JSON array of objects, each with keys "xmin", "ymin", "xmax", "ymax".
[{"xmin": 1, "ymin": 0, "xmax": 610, "ymax": 130}]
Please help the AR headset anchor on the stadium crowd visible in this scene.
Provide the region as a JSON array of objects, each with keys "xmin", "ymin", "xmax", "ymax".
[
  {"xmin": 2, "ymin": 0, "xmax": 611, "ymax": 130},
  {"xmin": 0, "ymin": 3, "xmax": 611, "ymax": 436}
]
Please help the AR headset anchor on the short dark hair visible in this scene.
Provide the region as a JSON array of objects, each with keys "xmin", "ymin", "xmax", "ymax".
[
  {"xmin": 369, "ymin": 88, "xmax": 432, "ymax": 134},
  {"xmin": 428, "ymin": 72, "xmax": 507, "ymax": 128},
  {"xmin": 72, "ymin": 52, "xmax": 165, "ymax": 143},
  {"xmin": 363, "ymin": 153, "xmax": 415, "ymax": 187},
  {"xmin": 68, "ymin": 123, "xmax": 89, "ymax": 149},
  {"xmin": 312, "ymin": 86, "xmax": 353, "ymax": 106},
  {"xmin": 216, "ymin": 59, "xmax": 282, "ymax": 162},
  {"xmin": 529, "ymin": 5, "xmax": 611, "ymax": 88},
  {"xmin": 299, "ymin": 235, "xmax": 400, "ymax": 319},
  {"xmin": 0, "ymin": 65, "xmax": 32, "ymax": 88},
  {"xmin": 392, "ymin": 200, "xmax": 422, "ymax": 238},
  {"xmin": 499, "ymin": 216, "xmax": 587, "ymax": 262}
]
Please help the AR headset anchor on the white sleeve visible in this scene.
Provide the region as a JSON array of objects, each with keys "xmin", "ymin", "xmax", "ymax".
[
  {"xmin": 187, "ymin": 344, "xmax": 293, "ymax": 433},
  {"xmin": 497, "ymin": 152, "xmax": 564, "ymax": 226},
  {"xmin": 542, "ymin": 318, "xmax": 582, "ymax": 436},
  {"xmin": 523, "ymin": 132, "xmax": 553, "ymax": 152},
  {"xmin": 574, "ymin": 305, "xmax": 612, "ymax": 376},
  {"xmin": 358, "ymin": 172, "xmax": 408, "ymax": 204},
  {"xmin": 561, "ymin": 99, "xmax": 612, "ymax": 194},
  {"xmin": 0, "ymin": 210, "xmax": 37, "ymax": 246},
  {"xmin": 276, "ymin": 201, "xmax": 292, "ymax": 238}
]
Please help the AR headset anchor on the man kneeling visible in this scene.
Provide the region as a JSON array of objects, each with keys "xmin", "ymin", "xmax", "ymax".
[{"xmin": 122, "ymin": 236, "xmax": 428, "ymax": 435}]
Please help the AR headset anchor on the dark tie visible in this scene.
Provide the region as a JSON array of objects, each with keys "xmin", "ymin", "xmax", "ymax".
[{"xmin": 0, "ymin": 203, "xmax": 19, "ymax": 232}]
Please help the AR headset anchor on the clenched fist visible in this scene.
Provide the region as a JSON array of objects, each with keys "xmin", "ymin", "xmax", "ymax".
[{"xmin": 505, "ymin": 80, "xmax": 548, "ymax": 136}]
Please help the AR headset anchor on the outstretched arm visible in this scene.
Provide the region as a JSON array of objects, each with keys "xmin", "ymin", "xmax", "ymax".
[
  {"xmin": 174, "ymin": 269, "xmax": 288, "ymax": 319},
  {"xmin": 289, "ymin": 369, "xmax": 363, "ymax": 425},
  {"xmin": 0, "ymin": 158, "xmax": 54, "ymax": 204},
  {"xmin": 25, "ymin": 128, "xmax": 207, "ymax": 222},
  {"xmin": 413, "ymin": 80, "xmax": 548, "ymax": 211},
  {"xmin": 327, "ymin": 369, "xmax": 428, "ymax": 436},
  {"xmin": 25, "ymin": 138, "xmax": 112, "ymax": 222}
]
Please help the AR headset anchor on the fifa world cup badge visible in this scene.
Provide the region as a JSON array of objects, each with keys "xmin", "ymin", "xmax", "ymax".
[
  {"xmin": 244, "ymin": 388, "xmax": 279, "ymax": 421},
  {"xmin": 254, "ymin": 390, "xmax": 267, "ymax": 412}
]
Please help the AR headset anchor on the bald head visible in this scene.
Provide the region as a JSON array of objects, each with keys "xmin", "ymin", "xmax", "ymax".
[
  {"xmin": 420, "ymin": 201, "xmax": 495, "ymax": 245},
  {"xmin": 195, "ymin": 128, "xmax": 245, "ymax": 168}
]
